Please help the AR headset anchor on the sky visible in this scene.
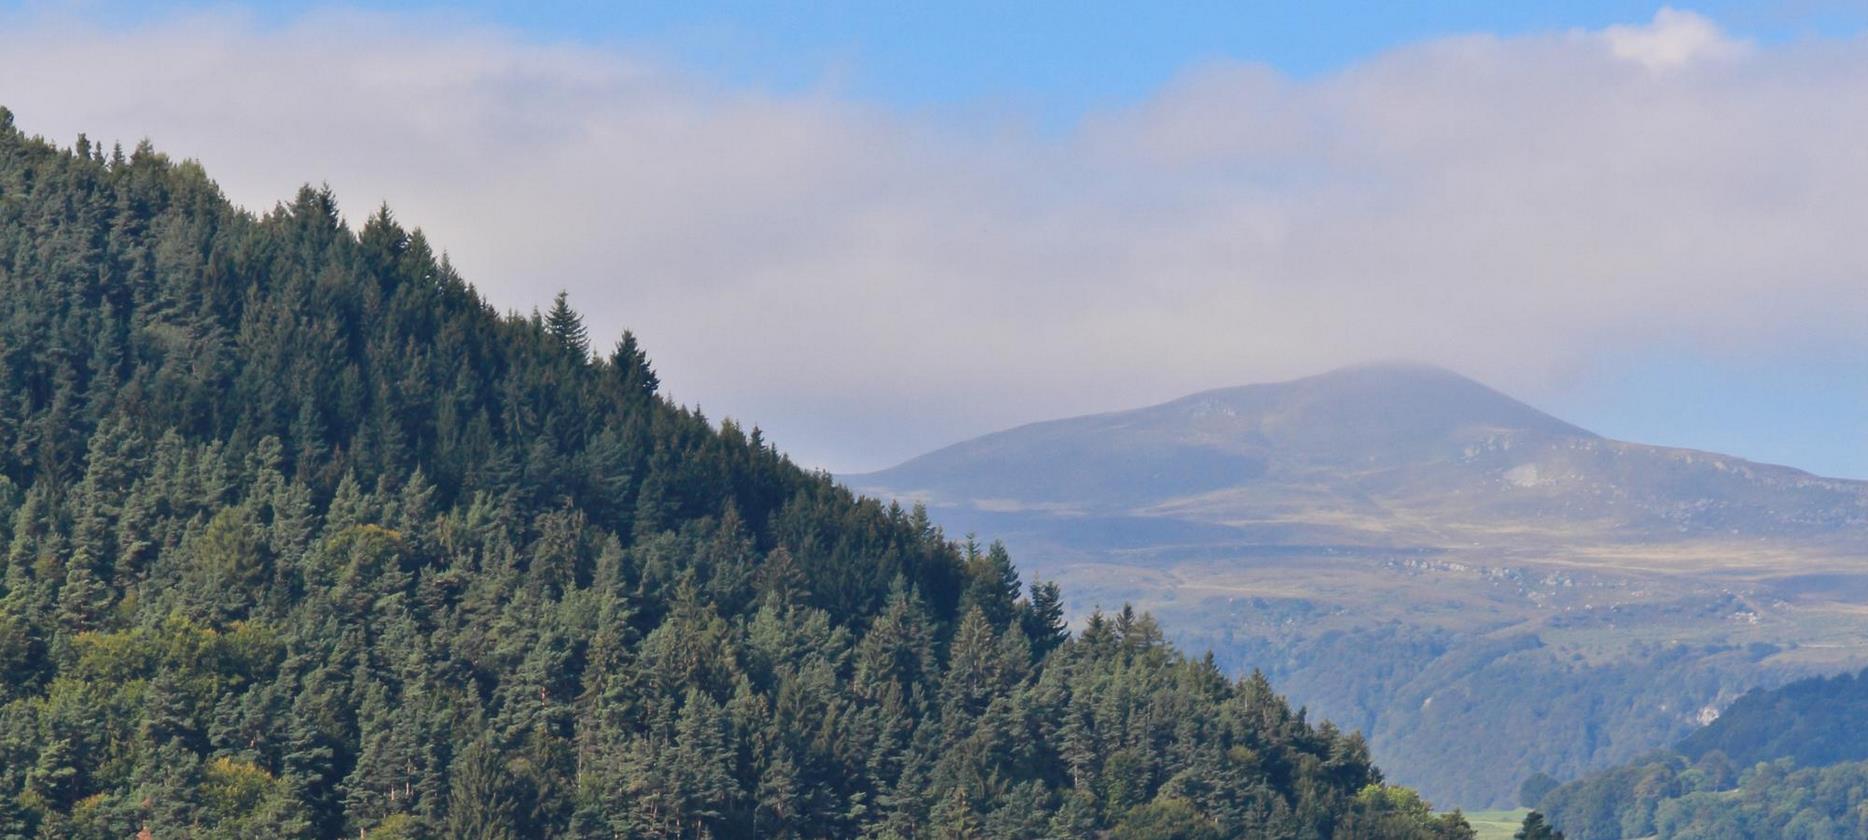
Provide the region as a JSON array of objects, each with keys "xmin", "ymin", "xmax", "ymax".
[{"xmin": 4, "ymin": 2, "xmax": 1868, "ymax": 476}]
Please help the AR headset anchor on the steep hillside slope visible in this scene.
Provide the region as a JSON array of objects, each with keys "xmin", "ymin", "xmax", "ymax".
[
  {"xmin": 0, "ymin": 110, "xmax": 1471, "ymax": 838},
  {"xmin": 1674, "ymin": 667, "xmax": 1868, "ymax": 767}
]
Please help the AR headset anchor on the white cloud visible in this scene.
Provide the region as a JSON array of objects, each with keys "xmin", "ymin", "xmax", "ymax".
[
  {"xmin": 1603, "ymin": 7, "xmax": 1750, "ymax": 70},
  {"xmin": 0, "ymin": 7, "xmax": 1864, "ymax": 472}
]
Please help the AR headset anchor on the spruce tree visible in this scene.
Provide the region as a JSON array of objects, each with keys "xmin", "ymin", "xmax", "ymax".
[
  {"xmin": 545, "ymin": 291, "xmax": 589, "ymax": 358},
  {"xmin": 446, "ymin": 739, "xmax": 519, "ymax": 840},
  {"xmin": 1022, "ymin": 578, "xmax": 1068, "ymax": 657}
]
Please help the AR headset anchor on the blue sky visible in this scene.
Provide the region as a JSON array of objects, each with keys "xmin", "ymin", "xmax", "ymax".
[
  {"xmin": 537, "ymin": 2, "xmax": 1864, "ymax": 102},
  {"xmin": 8, "ymin": 1, "xmax": 1868, "ymax": 477},
  {"xmin": 1566, "ymin": 351, "xmax": 1868, "ymax": 479},
  {"xmin": 65, "ymin": 2, "xmax": 1868, "ymax": 111}
]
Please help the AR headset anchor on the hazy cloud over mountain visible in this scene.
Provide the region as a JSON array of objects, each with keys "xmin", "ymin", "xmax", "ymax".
[{"xmin": 4, "ymin": 6, "xmax": 1864, "ymax": 471}]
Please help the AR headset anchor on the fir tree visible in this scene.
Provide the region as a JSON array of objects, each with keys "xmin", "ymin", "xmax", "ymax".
[{"xmin": 545, "ymin": 291, "xmax": 589, "ymax": 359}]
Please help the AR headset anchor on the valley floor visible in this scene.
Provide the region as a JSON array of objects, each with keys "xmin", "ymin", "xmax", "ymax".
[{"xmin": 1462, "ymin": 809, "xmax": 1530, "ymax": 840}]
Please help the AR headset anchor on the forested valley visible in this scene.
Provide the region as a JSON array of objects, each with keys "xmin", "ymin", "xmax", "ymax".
[
  {"xmin": 1535, "ymin": 668, "xmax": 1868, "ymax": 839},
  {"xmin": 0, "ymin": 108, "xmax": 1475, "ymax": 838}
]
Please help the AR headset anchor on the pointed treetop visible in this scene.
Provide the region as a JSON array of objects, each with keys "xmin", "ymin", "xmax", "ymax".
[
  {"xmin": 610, "ymin": 330, "xmax": 659, "ymax": 400},
  {"xmin": 545, "ymin": 290, "xmax": 589, "ymax": 358}
]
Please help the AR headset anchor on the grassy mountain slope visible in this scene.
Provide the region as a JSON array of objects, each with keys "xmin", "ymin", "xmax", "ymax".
[{"xmin": 856, "ymin": 362, "xmax": 1868, "ymax": 542}]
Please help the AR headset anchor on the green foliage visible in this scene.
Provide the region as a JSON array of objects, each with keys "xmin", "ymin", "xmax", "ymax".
[
  {"xmin": 1192, "ymin": 612, "xmax": 1793, "ymax": 807},
  {"xmin": 0, "ymin": 118, "xmax": 1464, "ymax": 838},
  {"xmin": 1338, "ymin": 785, "xmax": 1479, "ymax": 840},
  {"xmin": 1543, "ymin": 752, "xmax": 1868, "ymax": 840},
  {"xmin": 1652, "ymin": 760, "xmax": 1868, "ymax": 839},
  {"xmin": 1539, "ymin": 667, "xmax": 1868, "ymax": 839},
  {"xmin": 1518, "ymin": 772, "xmax": 1559, "ymax": 809},
  {"xmin": 1514, "ymin": 810, "xmax": 1563, "ymax": 840},
  {"xmin": 1675, "ymin": 667, "xmax": 1868, "ymax": 768},
  {"xmin": 1113, "ymin": 796, "xmax": 1223, "ymax": 840}
]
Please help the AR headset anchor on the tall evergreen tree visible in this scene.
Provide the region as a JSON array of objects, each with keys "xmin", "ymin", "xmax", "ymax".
[
  {"xmin": 446, "ymin": 739, "xmax": 519, "ymax": 840},
  {"xmin": 545, "ymin": 291, "xmax": 589, "ymax": 359}
]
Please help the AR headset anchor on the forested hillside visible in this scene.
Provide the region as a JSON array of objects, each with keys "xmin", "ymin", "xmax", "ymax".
[
  {"xmin": 1673, "ymin": 667, "xmax": 1868, "ymax": 769},
  {"xmin": 1536, "ymin": 668, "xmax": 1868, "ymax": 839},
  {"xmin": 0, "ymin": 108, "xmax": 1472, "ymax": 838}
]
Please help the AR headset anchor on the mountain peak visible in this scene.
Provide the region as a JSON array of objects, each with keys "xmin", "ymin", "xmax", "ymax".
[
  {"xmin": 851, "ymin": 363, "xmax": 1595, "ymax": 510},
  {"xmin": 1164, "ymin": 362, "xmax": 1594, "ymax": 451},
  {"xmin": 1308, "ymin": 359, "xmax": 1474, "ymax": 380},
  {"xmin": 852, "ymin": 363, "xmax": 1863, "ymax": 539}
]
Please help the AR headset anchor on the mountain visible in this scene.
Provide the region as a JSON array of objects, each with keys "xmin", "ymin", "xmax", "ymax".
[
  {"xmin": 849, "ymin": 364, "xmax": 1868, "ymax": 808},
  {"xmin": 1537, "ymin": 668, "xmax": 1868, "ymax": 839},
  {"xmin": 855, "ymin": 362, "xmax": 1868, "ymax": 546},
  {"xmin": 0, "ymin": 110, "xmax": 1479, "ymax": 838}
]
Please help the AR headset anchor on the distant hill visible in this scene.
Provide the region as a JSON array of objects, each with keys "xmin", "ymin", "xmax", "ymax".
[
  {"xmin": 853, "ymin": 362, "xmax": 1868, "ymax": 547},
  {"xmin": 848, "ymin": 364, "xmax": 1868, "ymax": 808},
  {"xmin": 1676, "ymin": 667, "xmax": 1868, "ymax": 768},
  {"xmin": 1538, "ymin": 668, "xmax": 1868, "ymax": 839}
]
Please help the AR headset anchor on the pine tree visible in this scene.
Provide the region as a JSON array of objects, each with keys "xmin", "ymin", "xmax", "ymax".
[
  {"xmin": 141, "ymin": 669, "xmax": 198, "ymax": 751},
  {"xmin": 756, "ymin": 546, "xmax": 809, "ymax": 608},
  {"xmin": 446, "ymin": 739, "xmax": 520, "ymax": 840},
  {"xmin": 1022, "ymin": 578, "xmax": 1068, "ymax": 658},
  {"xmin": 546, "ymin": 291, "xmax": 589, "ymax": 359},
  {"xmin": 0, "ymin": 769, "xmax": 35, "ymax": 839},
  {"xmin": 280, "ymin": 694, "xmax": 340, "ymax": 838},
  {"xmin": 55, "ymin": 552, "xmax": 111, "ymax": 633},
  {"xmin": 940, "ymin": 607, "xmax": 1002, "ymax": 720},
  {"xmin": 853, "ymin": 584, "xmax": 936, "ymax": 708},
  {"xmin": 961, "ymin": 539, "xmax": 1023, "ymax": 631},
  {"xmin": 669, "ymin": 689, "xmax": 738, "ymax": 836},
  {"xmin": 24, "ymin": 736, "xmax": 80, "ymax": 812},
  {"xmin": 754, "ymin": 741, "xmax": 804, "ymax": 838},
  {"xmin": 610, "ymin": 332, "xmax": 660, "ymax": 401}
]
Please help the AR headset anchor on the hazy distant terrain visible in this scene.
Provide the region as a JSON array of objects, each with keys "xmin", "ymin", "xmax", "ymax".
[
  {"xmin": 849, "ymin": 364, "xmax": 1868, "ymax": 807},
  {"xmin": 1538, "ymin": 668, "xmax": 1868, "ymax": 838}
]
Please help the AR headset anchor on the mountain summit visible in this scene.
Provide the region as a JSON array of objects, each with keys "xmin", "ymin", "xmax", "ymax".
[{"xmin": 852, "ymin": 363, "xmax": 1866, "ymax": 545}]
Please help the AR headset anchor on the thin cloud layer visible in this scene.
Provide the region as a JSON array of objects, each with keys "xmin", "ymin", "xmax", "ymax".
[{"xmin": 0, "ymin": 7, "xmax": 1862, "ymax": 471}]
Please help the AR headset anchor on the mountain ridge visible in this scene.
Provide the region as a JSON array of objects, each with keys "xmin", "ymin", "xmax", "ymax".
[{"xmin": 850, "ymin": 362, "xmax": 1868, "ymax": 543}]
